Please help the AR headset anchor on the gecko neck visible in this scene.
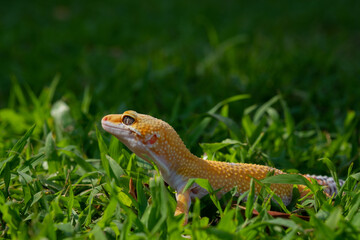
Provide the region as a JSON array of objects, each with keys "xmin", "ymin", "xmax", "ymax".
[{"xmin": 149, "ymin": 146, "xmax": 204, "ymax": 190}]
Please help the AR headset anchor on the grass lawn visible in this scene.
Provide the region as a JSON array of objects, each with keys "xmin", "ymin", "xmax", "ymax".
[{"xmin": 1, "ymin": 0, "xmax": 360, "ymax": 239}]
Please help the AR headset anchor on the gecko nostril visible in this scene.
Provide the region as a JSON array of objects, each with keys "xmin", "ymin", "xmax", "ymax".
[{"xmin": 103, "ymin": 116, "xmax": 108, "ymax": 121}]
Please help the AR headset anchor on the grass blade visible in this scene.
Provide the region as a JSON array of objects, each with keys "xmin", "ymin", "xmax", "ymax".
[
  {"xmin": 8, "ymin": 124, "xmax": 36, "ymax": 157},
  {"xmin": 96, "ymin": 126, "xmax": 110, "ymax": 178},
  {"xmin": 208, "ymin": 113, "xmax": 242, "ymax": 139},
  {"xmin": 189, "ymin": 94, "xmax": 250, "ymax": 146},
  {"xmin": 245, "ymin": 178, "xmax": 255, "ymax": 219}
]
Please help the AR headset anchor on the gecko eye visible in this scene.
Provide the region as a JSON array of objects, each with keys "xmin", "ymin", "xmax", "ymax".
[{"xmin": 122, "ymin": 115, "xmax": 135, "ymax": 125}]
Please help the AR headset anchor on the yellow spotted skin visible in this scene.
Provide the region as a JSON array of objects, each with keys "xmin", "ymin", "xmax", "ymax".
[
  {"xmin": 101, "ymin": 110, "xmax": 339, "ymax": 223},
  {"xmin": 179, "ymin": 160, "xmax": 292, "ymax": 199}
]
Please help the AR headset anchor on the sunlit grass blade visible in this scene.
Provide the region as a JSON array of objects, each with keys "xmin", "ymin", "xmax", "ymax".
[
  {"xmin": 8, "ymin": 124, "xmax": 36, "ymax": 157},
  {"xmin": 106, "ymin": 154, "xmax": 125, "ymax": 183},
  {"xmin": 249, "ymin": 118, "xmax": 266, "ymax": 144},
  {"xmin": 0, "ymin": 201, "xmax": 21, "ymax": 233},
  {"xmin": 96, "ymin": 126, "xmax": 110, "ymax": 178},
  {"xmin": 183, "ymin": 178, "xmax": 224, "ymax": 217},
  {"xmin": 97, "ymin": 197, "xmax": 117, "ymax": 228},
  {"xmin": 67, "ymin": 183, "xmax": 74, "ymax": 221},
  {"xmin": 216, "ymin": 208, "xmax": 236, "ymax": 232},
  {"xmin": 205, "ymin": 227, "xmax": 237, "ymax": 239},
  {"xmin": 0, "ymin": 164, "xmax": 11, "ymax": 197},
  {"xmin": 345, "ymin": 192, "xmax": 360, "ymax": 221},
  {"xmin": 320, "ymin": 157, "xmax": 340, "ymax": 189},
  {"xmin": 200, "ymin": 139, "xmax": 243, "ymax": 160},
  {"xmin": 253, "ymin": 177, "xmax": 290, "ymax": 214},
  {"xmin": 247, "ymin": 132, "xmax": 264, "ymax": 158},
  {"xmin": 262, "ymin": 174, "xmax": 310, "ymax": 186},
  {"xmin": 325, "ymin": 206, "xmax": 342, "ymax": 230},
  {"xmin": 90, "ymin": 225, "xmax": 107, "ymax": 240},
  {"xmin": 253, "ymin": 95, "xmax": 280, "ymax": 124},
  {"xmin": 245, "ymin": 178, "xmax": 255, "ymax": 219}
]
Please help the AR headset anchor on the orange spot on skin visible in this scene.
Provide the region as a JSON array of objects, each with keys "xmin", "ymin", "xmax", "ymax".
[{"xmin": 146, "ymin": 134, "xmax": 158, "ymax": 145}]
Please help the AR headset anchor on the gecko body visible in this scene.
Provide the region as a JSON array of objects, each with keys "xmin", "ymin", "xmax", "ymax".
[{"xmin": 102, "ymin": 110, "xmax": 342, "ymax": 221}]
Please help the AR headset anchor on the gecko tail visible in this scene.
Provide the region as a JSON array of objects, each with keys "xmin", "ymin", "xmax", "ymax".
[{"xmin": 304, "ymin": 174, "xmax": 345, "ymax": 196}]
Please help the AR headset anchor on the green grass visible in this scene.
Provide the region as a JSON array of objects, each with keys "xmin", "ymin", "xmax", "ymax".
[{"xmin": 1, "ymin": 0, "xmax": 360, "ymax": 239}]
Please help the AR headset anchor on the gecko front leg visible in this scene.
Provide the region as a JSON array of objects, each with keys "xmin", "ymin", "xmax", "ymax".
[{"xmin": 175, "ymin": 188, "xmax": 191, "ymax": 225}]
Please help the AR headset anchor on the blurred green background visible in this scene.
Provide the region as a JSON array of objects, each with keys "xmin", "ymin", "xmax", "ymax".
[{"xmin": 1, "ymin": 0, "xmax": 359, "ymax": 172}]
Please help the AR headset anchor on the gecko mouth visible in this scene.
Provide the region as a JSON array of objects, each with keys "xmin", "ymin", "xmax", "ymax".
[
  {"xmin": 101, "ymin": 121, "xmax": 141, "ymax": 141},
  {"xmin": 102, "ymin": 121, "xmax": 130, "ymax": 135},
  {"xmin": 101, "ymin": 121, "xmax": 120, "ymax": 130},
  {"xmin": 101, "ymin": 121, "xmax": 120, "ymax": 131}
]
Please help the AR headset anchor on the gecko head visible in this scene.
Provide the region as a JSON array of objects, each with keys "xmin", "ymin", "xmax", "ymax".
[{"xmin": 101, "ymin": 110, "xmax": 189, "ymax": 168}]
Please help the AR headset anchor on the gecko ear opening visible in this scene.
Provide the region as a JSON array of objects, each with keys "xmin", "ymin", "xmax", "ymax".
[{"xmin": 145, "ymin": 134, "xmax": 158, "ymax": 145}]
